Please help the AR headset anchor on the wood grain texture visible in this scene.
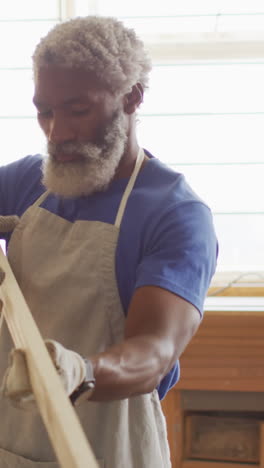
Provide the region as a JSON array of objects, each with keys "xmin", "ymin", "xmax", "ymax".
[
  {"xmin": 162, "ymin": 390, "xmax": 182, "ymax": 468},
  {"xmin": 185, "ymin": 414, "xmax": 259, "ymax": 463},
  {"xmin": 161, "ymin": 307, "xmax": 264, "ymax": 467},
  {"xmin": 0, "ymin": 247, "xmax": 98, "ymax": 468},
  {"xmin": 260, "ymin": 423, "xmax": 264, "ymax": 467},
  {"xmin": 177, "ymin": 309, "xmax": 264, "ymax": 392},
  {"xmin": 182, "ymin": 461, "xmax": 257, "ymax": 468}
]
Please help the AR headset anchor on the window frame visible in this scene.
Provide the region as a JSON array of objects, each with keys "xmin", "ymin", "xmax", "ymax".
[
  {"xmin": 6, "ymin": 1, "xmax": 264, "ymax": 297},
  {"xmin": 64, "ymin": 3, "xmax": 264, "ymax": 297},
  {"xmin": 142, "ymin": 31, "xmax": 264, "ymax": 297}
]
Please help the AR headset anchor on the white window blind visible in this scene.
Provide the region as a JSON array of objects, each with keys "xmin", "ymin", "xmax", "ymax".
[
  {"xmin": 0, "ymin": 0, "xmax": 63, "ymax": 165},
  {"xmin": 1, "ymin": 0, "xmax": 264, "ymax": 278},
  {"xmin": 73, "ymin": 0, "xmax": 264, "ymax": 276}
]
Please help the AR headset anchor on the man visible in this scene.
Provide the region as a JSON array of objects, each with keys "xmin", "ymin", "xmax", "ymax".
[{"xmin": 0, "ymin": 16, "xmax": 217, "ymax": 468}]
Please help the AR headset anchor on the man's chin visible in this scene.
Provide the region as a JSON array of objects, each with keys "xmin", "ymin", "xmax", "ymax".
[
  {"xmin": 42, "ymin": 110, "xmax": 127, "ymax": 198},
  {"xmin": 54, "ymin": 154, "xmax": 84, "ymax": 163},
  {"xmin": 42, "ymin": 159, "xmax": 114, "ymax": 198},
  {"xmin": 42, "ymin": 173, "xmax": 111, "ymax": 198}
]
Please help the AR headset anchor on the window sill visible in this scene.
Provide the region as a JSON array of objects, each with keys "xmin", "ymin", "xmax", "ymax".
[
  {"xmin": 205, "ymin": 296, "xmax": 264, "ymax": 312},
  {"xmin": 208, "ymin": 271, "xmax": 264, "ymax": 297}
]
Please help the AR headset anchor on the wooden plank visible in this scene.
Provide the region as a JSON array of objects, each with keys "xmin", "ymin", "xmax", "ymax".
[
  {"xmin": 176, "ymin": 378, "xmax": 264, "ymax": 392},
  {"xmin": 180, "ymin": 390, "xmax": 264, "ymax": 412},
  {"xmin": 195, "ymin": 325, "xmax": 264, "ymax": 338},
  {"xmin": 208, "ymin": 286, "xmax": 264, "ymax": 296},
  {"xmin": 180, "ymin": 367, "xmax": 264, "ymax": 379},
  {"xmin": 184, "ymin": 414, "xmax": 259, "ymax": 463},
  {"xmin": 0, "ymin": 247, "xmax": 98, "ymax": 468},
  {"xmin": 189, "ymin": 336, "xmax": 264, "ymax": 347},
  {"xmin": 182, "ymin": 460, "xmax": 257, "ymax": 468},
  {"xmin": 181, "ymin": 357, "xmax": 264, "ymax": 368},
  {"xmin": 162, "ymin": 389, "xmax": 180, "ymax": 468},
  {"xmin": 204, "ymin": 313, "xmax": 264, "ymax": 320},
  {"xmin": 260, "ymin": 422, "xmax": 264, "ymax": 468},
  {"xmin": 183, "ymin": 345, "xmax": 264, "ymax": 357},
  {"xmin": 173, "ymin": 391, "xmax": 184, "ymax": 468}
]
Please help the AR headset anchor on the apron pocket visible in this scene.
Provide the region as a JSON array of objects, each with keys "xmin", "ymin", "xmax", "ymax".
[
  {"xmin": 0, "ymin": 447, "xmax": 104, "ymax": 468},
  {"xmin": 0, "ymin": 447, "xmax": 59, "ymax": 467}
]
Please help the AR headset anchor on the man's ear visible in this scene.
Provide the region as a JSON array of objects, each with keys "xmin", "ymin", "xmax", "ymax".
[{"xmin": 123, "ymin": 83, "xmax": 144, "ymax": 114}]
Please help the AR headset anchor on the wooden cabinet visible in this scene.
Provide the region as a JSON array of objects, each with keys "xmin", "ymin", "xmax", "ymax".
[{"xmin": 162, "ymin": 300, "xmax": 264, "ymax": 468}]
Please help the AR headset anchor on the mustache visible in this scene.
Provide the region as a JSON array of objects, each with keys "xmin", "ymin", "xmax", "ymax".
[
  {"xmin": 47, "ymin": 141, "xmax": 97, "ymax": 158},
  {"xmin": 46, "ymin": 110, "xmax": 126, "ymax": 164},
  {"xmin": 47, "ymin": 110, "xmax": 124, "ymax": 158},
  {"xmin": 47, "ymin": 142, "xmax": 104, "ymax": 164}
]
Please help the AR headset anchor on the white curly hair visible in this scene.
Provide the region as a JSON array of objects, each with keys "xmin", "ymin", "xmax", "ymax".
[{"xmin": 32, "ymin": 16, "xmax": 152, "ymax": 95}]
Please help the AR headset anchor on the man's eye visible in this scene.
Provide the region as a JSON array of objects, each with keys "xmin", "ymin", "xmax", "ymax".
[
  {"xmin": 71, "ymin": 108, "xmax": 90, "ymax": 116},
  {"xmin": 37, "ymin": 110, "xmax": 52, "ymax": 118}
]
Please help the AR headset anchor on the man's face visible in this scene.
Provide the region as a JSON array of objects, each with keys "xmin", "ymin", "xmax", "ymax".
[{"xmin": 33, "ymin": 66, "xmax": 127, "ymax": 197}]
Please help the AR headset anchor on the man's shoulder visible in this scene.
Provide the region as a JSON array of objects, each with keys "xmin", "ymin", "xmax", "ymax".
[
  {"xmin": 137, "ymin": 155, "xmax": 206, "ymax": 208},
  {"xmin": 1, "ymin": 154, "xmax": 43, "ymax": 186},
  {"xmin": 0, "ymin": 154, "xmax": 44, "ymax": 217},
  {"xmin": 130, "ymin": 154, "xmax": 215, "ymax": 249},
  {"xmin": 3, "ymin": 154, "xmax": 43, "ymax": 174}
]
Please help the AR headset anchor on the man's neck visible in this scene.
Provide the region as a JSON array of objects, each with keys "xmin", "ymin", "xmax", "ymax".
[{"xmin": 114, "ymin": 139, "xmax": 140, "ymax": 180}]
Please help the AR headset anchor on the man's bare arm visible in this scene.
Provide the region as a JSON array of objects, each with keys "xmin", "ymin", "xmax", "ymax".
[{"xmin": 89, "ymin": 285, "xmax": 201, "ymax": 400}]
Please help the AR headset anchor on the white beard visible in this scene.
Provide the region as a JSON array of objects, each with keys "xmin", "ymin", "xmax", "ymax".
[{"xmin": 42, "ymin": 111, "xmax": 127, "ymax": 198}]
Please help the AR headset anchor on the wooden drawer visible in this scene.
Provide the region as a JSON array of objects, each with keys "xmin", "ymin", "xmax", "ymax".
[
  {"xmin": 161, "ymin": 308, "xmax": 264, "ymax": 468},
  {"xmin": 184, "ymin": 412, "xmax": 261, "ymax": 464}
]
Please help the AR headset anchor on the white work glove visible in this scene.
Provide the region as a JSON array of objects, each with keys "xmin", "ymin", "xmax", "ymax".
[
  {"xmin": 1, "ymin": 340, "xmax": 95, "ymax": 409},
  {"xmin": 45, "ymin": 340, "xmax": 87, "ymax": 395}
]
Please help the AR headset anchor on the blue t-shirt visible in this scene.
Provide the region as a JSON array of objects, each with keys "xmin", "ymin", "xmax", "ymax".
[{"xmin": 0, "ymin": 152, "xmax": 218, "ymax": 399}]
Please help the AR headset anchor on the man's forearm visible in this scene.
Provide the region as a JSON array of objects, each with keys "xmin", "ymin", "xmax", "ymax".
[{"xmin": 88, "ymin": 334, "xmax": 175, "ymax": 401}]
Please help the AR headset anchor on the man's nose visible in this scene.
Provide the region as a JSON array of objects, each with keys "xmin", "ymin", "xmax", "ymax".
[{"xmin": 48, "ymin": 115, "xmax": 76, "ymax": 144}]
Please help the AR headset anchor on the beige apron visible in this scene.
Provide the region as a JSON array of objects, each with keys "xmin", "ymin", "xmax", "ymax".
[{"xmin": 0, "ymin": 148, "xmax": 171, "ymax": 468}]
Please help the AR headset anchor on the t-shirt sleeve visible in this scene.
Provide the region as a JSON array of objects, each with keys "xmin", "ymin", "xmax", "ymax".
[
  {"xmin": 135, "ymin": 200, "xmax": 218, "ymax": 316},
  {"xmin": 0, "ymin": 155, "xmax": 44, "ymax": 239}
]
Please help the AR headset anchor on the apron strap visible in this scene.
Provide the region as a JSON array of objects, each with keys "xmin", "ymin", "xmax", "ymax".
[
  {"xmin": 32, "ymin": 190, "xmax": 51, "ymax": 208},
  {"xmin": 114, "ymin": 148, "xmax": 145, "ymax": 228},
  {"xmin": 0, "ymin": 150, "xmax": 145, "ymax": 334},
  {"xmin": 0, "ymin": 193, "xmax": 50, "ymax": 338},
  {"xmin": 0, "ymin": 215, "xmax": 20, "ymax": 233},
  {"xmin": 0, "ymin": 310, "xmax": 3, "ymax": 339},
  {"xmin": 31, "ymin": 149, "xmax": 145, "ymax": 226}
]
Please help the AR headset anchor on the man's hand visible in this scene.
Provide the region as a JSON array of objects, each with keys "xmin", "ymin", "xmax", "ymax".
[
  {"xmin": 45, "ymin": 340, "xmax": 87, "ymax": 395},
  {"xmin": 1, "ymin": 340, "xmax": 94, "ymax": 409},
  {"xmin": 1, "ymin": 348, "xmax": 34, "ymax": 408}
]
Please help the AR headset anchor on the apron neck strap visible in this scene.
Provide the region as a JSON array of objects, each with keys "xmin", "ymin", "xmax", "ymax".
[
  {"xmin": 31, "ymin": 148, "xmax": 145, "ymax": 227},
  {"xmin": 114, "ymin": 148, "xmax": 145, "ymax": 229},
  {"xmin": 32, "ymin": 190, "xmax": 50, "ymax": 208}
]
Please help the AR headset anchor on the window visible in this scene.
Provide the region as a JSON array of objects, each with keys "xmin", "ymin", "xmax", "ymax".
[
  {"xmin": 0, "ymin": 1, "xmax": 65, "ymax": 165},
  {"xmin": 1, "ymin": 0, "xmax": 263, "ymax": 294},
  {"xmin": 74, "ymin": 0, "xmax": 264, "ymax": 294}
]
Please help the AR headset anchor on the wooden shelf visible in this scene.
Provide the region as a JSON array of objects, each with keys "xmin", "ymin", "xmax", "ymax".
[
  {"xmin": 162, "ymin": 307, "xmax": 264, "ymax": 468},
  {"xmin": 182, "ymin": 461, "xmax": 257, "ymax": 468}
]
